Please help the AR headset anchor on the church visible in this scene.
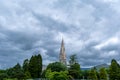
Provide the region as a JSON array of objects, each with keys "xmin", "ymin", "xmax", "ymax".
[{"xmin": 59, "ymin": 38, "xmax": 67, "ymax": 65}]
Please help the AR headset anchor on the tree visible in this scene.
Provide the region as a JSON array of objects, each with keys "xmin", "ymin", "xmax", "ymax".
[
  {"xmin": 23, "ymin": 59, "xmax": 29, "ymax": 72},
  {"xmin": 37, "ymin": 54, "xmax": 42, "ymax": 76},
  {"xmin": 68, "ymin": 54, "xmax": 81, "ymax": 79},
  {"xmin": 29, "ymin": 54, "xmax": 42, "ymax": 78},
  {"xmin": 6, "ymin": 63, "xmax": 25, "ymax": 79},
  {"xmin": 6, "ymin": 68, "xmax": 15, "ymax": 78},
  {"xmin": 109, "ymin": 59, "xmax": 120, "ymax": 80},
  {"xmin": 69, "ymin": 54, "xmax": 77, "ymax": 65},
  {"xmin": 0, "ymin": 73, "xmax": 8, "ymax": 80},
  {"xmin": 68, "ymin": 63, "xmax": 81, "ymax": 79},
  {"xmin": 99, "ymin": 67, "xmax": 108, "ymax": 80},
  {"xmin": 81, "ymin": 70, "xmax": 89, "ymax": 79},
  {"xmin": 89, "ymin": 68, "xmax": 98, "ymax": 80},
  {"xmin": 24, "ymin": 71, "xmax": 31, "ymax": 79},
  {"xmin": 13, "ymin": 63, "xmax": 24, "ymax": 79},
  {"xmin": 23, "ymin": 59, "xmax": 31, "ymax": 79},
  {"xmin": 46, "ymin": 62, "xmax": 67, "ymax": 72},
  {"xmin": 45, "ymin": 69, "xmax": 69, "ymax": 80},
  {"xmin": 0, "ymin": 70, "xmax": 8, "ymax": 80},
  {"xmin": 45, "ymin": 62, "xmax": 68, "ymax": 79}
]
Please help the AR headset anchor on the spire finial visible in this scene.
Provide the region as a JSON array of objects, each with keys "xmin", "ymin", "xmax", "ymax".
[{"xmin": 59, "ymin": 37, "xmax": 66, "ymax": 66}]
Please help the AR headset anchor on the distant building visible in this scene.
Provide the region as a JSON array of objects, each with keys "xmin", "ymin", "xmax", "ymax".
[
  {"xmin": 59, "ymin": 38, "xmax": 67, "ymax": 65},
  {"xmin": 42, "ymin": 65, "xmax": 47, "ymax": 71}
]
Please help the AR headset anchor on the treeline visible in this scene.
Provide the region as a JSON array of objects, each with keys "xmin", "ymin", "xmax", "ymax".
[
  {"xmin": 41, "ymin": 55, "xmax": 120, "ymax": 80},
  {"xmin": 0, "ymin": 54, "xmax": 42, "ymax": 80},
  {"xmin": 0, "ymin": 54, "xmax": 120, "ymax": 80}
]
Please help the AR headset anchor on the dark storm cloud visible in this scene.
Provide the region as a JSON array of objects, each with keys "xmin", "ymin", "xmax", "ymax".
[{"xmin": 0, "ymin": 0, "xmax": 120, "ymax": 68}]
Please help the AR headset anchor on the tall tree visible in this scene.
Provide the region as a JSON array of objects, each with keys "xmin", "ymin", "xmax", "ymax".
[
  {"xmin": 23, "ymin": 59, "xmax": 31, "ymax": 79},
  {"xmin": 69, "ymin": 63, "xmax": 81, "ymax": 79},
  {"xmin": 69, "ymin": 54, "xmax": 77, "ymax": 65},
  {"xmin": 29, "ymin": 54, "xmax": 42, "ymax": 78},
  {"xmin": 23, "ymin": 59, "xmax": 29, "ymax": 72},
  {"xmin": 99, "ymin": 68, "xmax": 108, "ymax": 80},
  {"xmin": 37, "ymin": 54, "xmax": 42, "ymax": 77},
  {"xmin": 89, "ymin": 68, "xmax": 98, "ymax": 80},
  {"xmin": 68, "ymin": 54, "xmax": 81, "ymax": 79},
  {"xmin": 109, "ymin": 59, "xmax": 120, "ymax": 80}
]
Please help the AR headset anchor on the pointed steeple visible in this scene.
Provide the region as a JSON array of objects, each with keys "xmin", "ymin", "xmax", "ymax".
[{"xmin": 59, "ymin": 38, "xmax": 67, "ymax": 65}]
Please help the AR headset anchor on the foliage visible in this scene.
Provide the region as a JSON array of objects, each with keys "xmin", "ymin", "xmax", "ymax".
[
  {"xmin": 89, "ymin": 68, "xmax": 98, "ymax": 80},
  {"xmin": 29, "ymin": 54, "xmax": 42, "ymax": 78},
  {"xmin": 69, "ymin": 54, "xmax": 77, "ymax": 65},
  {"xmin": 109, "ymin": 59, "xmax": 120, "ymax": 80},
  {"xmin": 68, "ymin": 54, "xmax": 81, "ymax": 79},
  {"xmin": 23, "ymin": 59, "xmax": 31, "ymax": 79},
  {"xmin": 81, "ymin": 70, "xmax": 89, "ymax": 79},
  {"xmin": 6, "ymin": 68, "xmax": 14, "ymax": 78},
  {"xmin": 23, "ymin": 59, "xmax": 29, "ymax": 72},
  {"xmin": 69, "ymin": 63, "xmax": 81, "ymax": 79},
  {"xmin": 24, "ymin": 71, "xmax": 31, "ymax": 79},
  {"xmin": 46, "ymin": 62, "xmax": 67, "ymax": 72},
  {"xmin": 12, "ymin": 63, "xmax": 24, "ymax": 79},
  {"xmin": 0, "ymin": 70, "xmax": 8, "ymax": 80},
  {"xmin": 6, "ymin": 63, "xmax": 24, "ymax": 79},
  {"xmin": 45, "ymin": 69, "xmax": 69, "ymax": 80},
  {"xmin": 0, "ymin": 73, "xmax": 8, "ymax": 80},
  {"xmin": 99, "ymin": 67, "xmax": 108, "ymax": 80},
  {"xmin": 1, "ymin": 54, "xmax": 120, "ymax": 80},
  {"xmin": 0, "ymin": 54, "xmax": 43, "ymax": 79}
]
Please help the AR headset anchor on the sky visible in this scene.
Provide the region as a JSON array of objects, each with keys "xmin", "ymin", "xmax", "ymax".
[{"xmin": 0, "ymin": 0, "xmax": 120, "ymax": 69}]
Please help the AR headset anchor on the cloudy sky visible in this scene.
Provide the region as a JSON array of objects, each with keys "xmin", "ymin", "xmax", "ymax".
[{"xmin": 0, "ymin": 0, "xmax": 120, "ymax": 69}]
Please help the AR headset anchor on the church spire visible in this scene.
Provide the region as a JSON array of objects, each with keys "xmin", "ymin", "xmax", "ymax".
[{"xmin": 59, "ymin": 38, "xmax": 67, "ymax": 65}]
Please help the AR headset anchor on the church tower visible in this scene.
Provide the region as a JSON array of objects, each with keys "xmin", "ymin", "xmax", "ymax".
[{"xmin": 59, "ymin": 38, "xmax": 67, "ymax": 65}]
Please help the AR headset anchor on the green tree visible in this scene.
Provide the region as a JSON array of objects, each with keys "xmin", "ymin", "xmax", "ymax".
[
  {"xmin": 13, "ymin": 63, "xmax": 24, "ymax": 79},
  {"xmin": 24, "ymin": 71, "xmax": 31, "ymax": 79},
  {"xmin": 6, "ymin": 68, "xmax": 15, "ymax": 78},
  {"xmin": 45, "ymin": 69, "xmax": 69, "ymax": 80},
  {"xmin": 99, "ymin": 67, "xmax": 108, "ymax": 80},
  {"xmin": 6, "ymin": 63, "xmax": 25, "ymax": 79},
  {"xmin": 29, "ymin": 54, "xmax": 42, "ymax": 78},
  {"xmin": 23, "ymin": 59, "xmax": 31, "ymax": 79},
  {"xmin": 0, "ymin": 73, "xmax": 8, "ymax": 80},
  {"xmin": 68, "ymin": 54, "xmax": 81, "ymax": 79},
  {"xmin": 46, "ymin": 62, "xmax": 67, "ymax": 72},
  {"xmin": 109, "ymin": 59, "xmax": 120, "ymax": 80},
  {"xmin": 69, "ymin": 54, "xmax": 77, "ymax": 65},
  {"xmin": 89, "ymin": 68, "xmax": 98, "ymax": 80},
  {"xmin": 23, "ymin": 59, "xmax": 29, "ymax": 72},
  {"xmin": 81, "ymin": 70, "xmax": 89, "ymax": 79},
  {"xmin": 69, "ymin": 63, "xmax": 81, "ymax": 79},
  {"xmin": 0, "ymin": 70, "xmax": 8, "ymax": 80}
]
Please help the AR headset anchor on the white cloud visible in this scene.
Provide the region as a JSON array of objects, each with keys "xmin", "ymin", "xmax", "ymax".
[
  {"xmin": 102, "ymin": 0, "xmax": 119, "ymax": 3},
  {"xmin": 94, "ymin": 37, "xmax": 119, "ymax": 50},
  {"xmin": 98, "ymin": 0, "xmax": 120, "ymax": 14},
  {"xmin": 100, "ymin": 50, "xmax": 119, "ymax": 58}
]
